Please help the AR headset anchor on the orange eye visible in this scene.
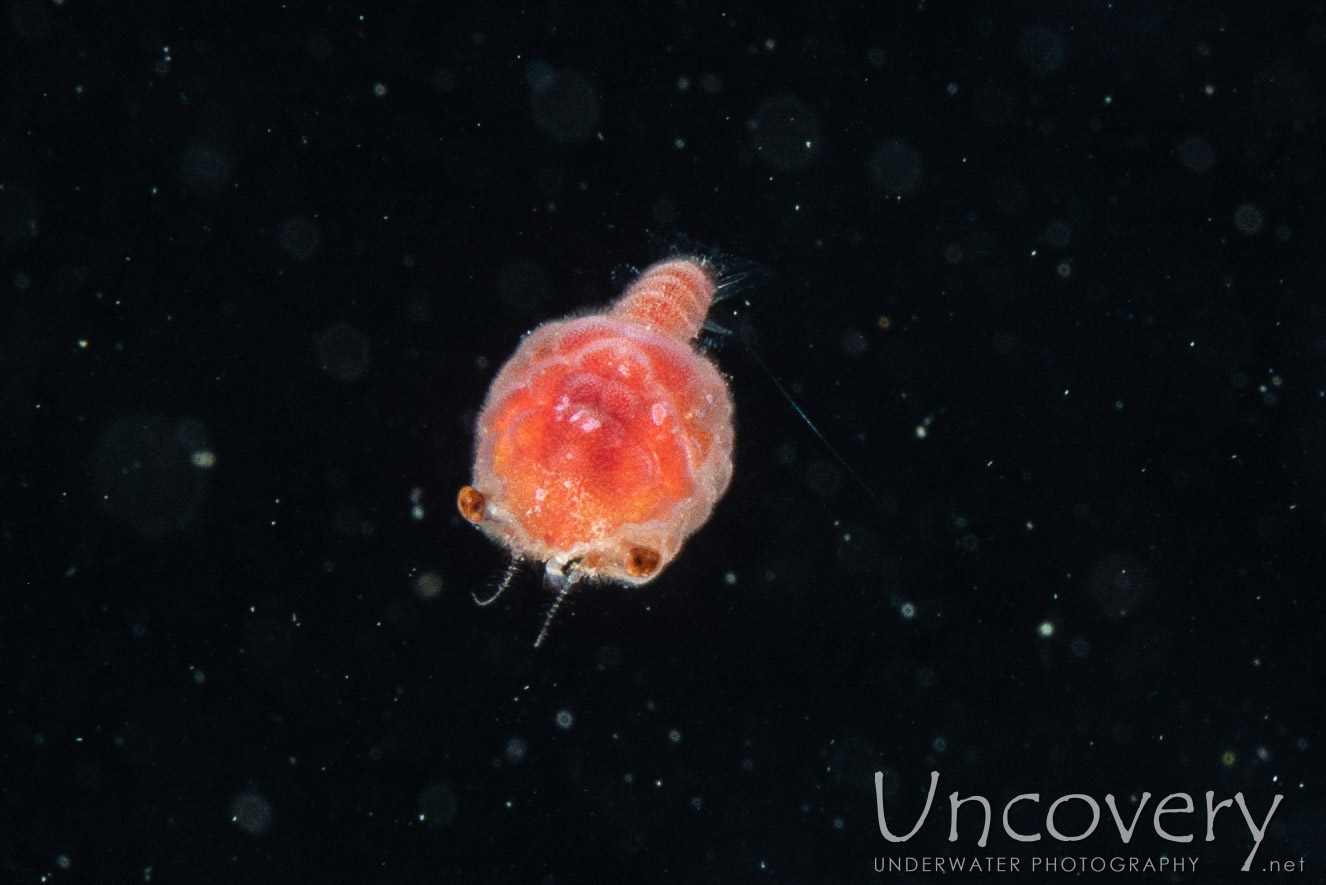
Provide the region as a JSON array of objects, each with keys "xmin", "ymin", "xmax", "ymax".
[
  {"xmin": 457, "ymin": 486, "xmax": 486, "ymax": 523},
  {"xmin": 624, "ymin": 545, "xmax": 662, "ymax": 578}
]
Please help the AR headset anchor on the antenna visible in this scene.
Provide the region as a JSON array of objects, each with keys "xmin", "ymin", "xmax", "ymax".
[
  {"xmin": 472, "ymin": 558, "xmax": 523, "ymax": 606},
  {"xmin": 534, "ymin": 569, "xmax": 579, "ymax": 648}
]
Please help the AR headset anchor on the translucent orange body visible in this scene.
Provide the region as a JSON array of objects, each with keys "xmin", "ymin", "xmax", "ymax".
[{"xmin": 460, "ymin": 258, "xmax": 734, "ymax": 586}]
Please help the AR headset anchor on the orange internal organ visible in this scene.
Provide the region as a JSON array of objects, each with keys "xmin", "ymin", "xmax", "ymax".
[
  {"xmin": 464, "ymin": 258, "xmax": 734, "ymax": 585},
  {"xmin": 490, "ymin": 336, "xmax": 692, "ymax": 545}
]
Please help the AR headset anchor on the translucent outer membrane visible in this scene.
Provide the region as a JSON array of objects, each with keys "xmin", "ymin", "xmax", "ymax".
[{"xmin": 466, "ymin": 258, "xmax": 734, "ymax": 585}]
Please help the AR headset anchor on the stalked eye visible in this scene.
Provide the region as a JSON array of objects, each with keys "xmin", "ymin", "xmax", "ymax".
[
  {"xmin": 624, "ymin": 545, "xmax": 662, "ymax": 578},
  {"xmin": 457, "ymin": 486, "xmax": 486, "ymax": 523}
]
